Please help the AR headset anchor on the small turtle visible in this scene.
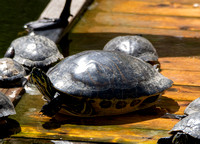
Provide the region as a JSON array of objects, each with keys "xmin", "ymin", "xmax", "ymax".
[
  {"xmin": 0, "ymin": 92, "xmax": 20, "ymax": 138},
  {"xmin": 157, "ymin": 112, "xmax": 200, "ymax": 144},
  {"xmin": 0, "ymin": 92, "xmax": 16, "ymax": 124},
  {"xmin": 0, "ymin": 58, "xmax": 26, "ymax": 87},
  {"xmin": 4, "ymin": 34, "xmax": 64, "ymax": 73},
  {"xmin": 24, "ymin": 0, "xmax": 72, "ymax": 31},
  {"xmin": 30, "ymin": 50, "xmax": 173, "ymax": 117},
  {"xmin": 103, "ymin": 35, "xmax": 160, "ymax": 70},
  {"xmin": 184, "ymin": 97, "xmax": 200, "ymax": 116}
]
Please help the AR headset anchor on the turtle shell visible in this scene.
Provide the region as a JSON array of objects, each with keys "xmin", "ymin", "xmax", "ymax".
[
  {"xmin": 169, "ymin": 112, "xmax": 200, "ymax": 139},
  {"xmin": 103, "ymin": 35, "xmax": 158, "ymax": 62},
  {"xmin": 47, "ymin": 50, "xmax": 172, "ymax": 99},
  {"xmin": 0, "ymin": 58, "xmax": 26, "ymax": 87},
  {"xmin": 8, "ymin": 34, "xmax": 64, "ymax": 70},
  {"xmin": 184, "ymin": 97, "xmax": 200, "ymax": 116},
  {"xmin": 0, "ymin": 92, "xmax": 16, "ymax": 118}
]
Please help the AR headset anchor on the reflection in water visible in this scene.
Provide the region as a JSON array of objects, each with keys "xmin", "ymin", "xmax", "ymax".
[
  {"xmin": 0, "ymin": 118, "xmax": 21, "ymax": 138},
  {"xmin": 0, "ymin": 0, "xmax": 50, "ymax": 57}
]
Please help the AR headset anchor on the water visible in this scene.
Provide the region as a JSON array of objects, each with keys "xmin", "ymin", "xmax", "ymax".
[{"xmin": 0, "ymin": 0, "xmax": 50, "ymax": 57}]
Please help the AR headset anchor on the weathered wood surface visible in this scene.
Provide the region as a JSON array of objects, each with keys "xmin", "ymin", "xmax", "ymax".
[
  {"xmin": 35, "ymin": 0, "xmax": 93, "ymax": 43},
  {"xmin": 6, "ymin": 0, "xmax": 200, "ymax": 143}
]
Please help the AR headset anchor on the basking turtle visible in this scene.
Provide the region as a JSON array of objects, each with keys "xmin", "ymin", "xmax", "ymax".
[
  {"xmin": 0, "ymin": 58, "xmax": 26, "ymax": 87},
  {"xmin": 30, "ymin": 50, "xmax": 173, "ymax": 117},
  {"xmin": 157, "ymin": 112, "xmax": 200, "ymax": 144},
  {"xmin": 103, "ymin": 35, "xmax": 160, "ymax": 70},
  {"xmin": 0, "ymin": 92, "xmax": 16, "ymax": 124},
  {"xmin": 24, "ymin": 0, "xmax": 72, "ymax": 31},
  {"xmin": 4, "ymin": 34, "xmax": 64, "ymax": 73},
  {"xmin": 184, "ymin": 97, "xmax": 200, "ymax": 116},
  {"xmin": 0, "ymin": 92, "xmax": 20, "ymax": 138}
]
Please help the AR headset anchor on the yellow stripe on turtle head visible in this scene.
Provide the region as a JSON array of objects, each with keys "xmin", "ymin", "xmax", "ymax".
[{"xmin": 30, "ymin": 67, "xmax": 55, "ymax": 100}]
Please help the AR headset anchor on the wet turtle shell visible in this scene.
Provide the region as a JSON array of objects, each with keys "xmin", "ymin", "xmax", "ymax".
[
  {"xmin": 0, "ymin": 58, "xmax": 26, "ymax": 87},
  {"xmin": 103, "ymin": 35, "xmax": 160, "ymax": 69},
  {"xmin": 0, "ymin": 92, "xmax": 16, "ymax": 118},
  {"xmin": 30, "ymin": 50, "xmax": 173, "ymax": 117},
  {"xmin": 158, "ymin": 112, "xmax": 200, "ymax": 144},
  {"xmin": 4, "ymin": 34, "xmax": 64, "ymax": 73},
  {"xmin": 184, "ymin": 97, "xmax": 200, "ymax": 116}
]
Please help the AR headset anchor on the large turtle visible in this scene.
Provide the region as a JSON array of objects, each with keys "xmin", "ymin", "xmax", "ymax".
[
  {"xmin": 103, "ymin": 35, "xmax": 160, "ymax": 70},
  {"xmin": 0, "ymin": 58, "xmax": 27, "ymax": 87},
  {"xmin": 157, "ymin": 112, "xmax": 200, "ymax": 144},
  {"xmin": 30, "ymin": 50, "xmax": 173, "ymax": 117},
  {"xmin": 4, "ymin": 34, "xmax": 64, "ymax": 73}
]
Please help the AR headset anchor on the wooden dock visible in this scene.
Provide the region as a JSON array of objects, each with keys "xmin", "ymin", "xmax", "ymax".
[
  {"xmin": 3, "ymin": 0, "xmax": 200, "ymax": 143},
  {"xmin": 0, "ymin": 0, "xmax": 92, "ymax": 105}
]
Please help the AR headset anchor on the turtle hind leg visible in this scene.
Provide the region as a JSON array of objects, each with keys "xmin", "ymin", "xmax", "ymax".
[{"xmin": 61, "ymin": 98, "xmax": 95, "ymax": 117}]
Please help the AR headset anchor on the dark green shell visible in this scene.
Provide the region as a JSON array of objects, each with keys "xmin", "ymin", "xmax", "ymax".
[
  {"xmin": 0, "ymin": 58, "xmax": 26, "ymax": 87},
  {"xmin": 7, "ymin": 34, "xmax": 63, "ymax": 68},
  {"xmin": 103, "ymin": 35, "xmax": 158, "ymax": 62},
  {"xmin": 47, "ymin": 50, "xmax": 172, "ymax": 99},
  {"xmin": 0, "ymin": 92, "xmax": 16, "ymax": 118}
]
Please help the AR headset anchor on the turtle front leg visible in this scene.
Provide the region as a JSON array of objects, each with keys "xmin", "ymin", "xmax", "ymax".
[{"xmin": 40, "ymin": 93, "xmax": 63, "ymax": 117}]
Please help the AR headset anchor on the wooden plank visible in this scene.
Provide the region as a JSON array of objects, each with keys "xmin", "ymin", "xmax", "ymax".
[
  {"xmin": 72, "ymin": 0, "xmax": 200, "ymax": 37},
  {"xmin": 160, "ymin": 57, "xmax": 200, "ymax": 71},
  {"xmin": 0, "ymin": 87, "xmax": 24, "ymax": 105},
  {"xmin": 3, "ymin": 138, "xmax": 109, "ymax": 144},
  {"xmin": 78, "ymin": 11, "xmax": 200, "ymax": 31},
  {"xmin": 72, "ymin": 25, "xmax": 200, "ymax": 38},
  {"xmin": 96, "ymin": 0, "xmax": 200, "ymax": 18},
  {"xmin": 8, "ymin": 0, "xmax": 200, "ymax": 143},
  {"xmin": 161, "ymin": 69, "xmax": 200, "ymax": 86},
  {"xmin": 164, "ymin": 85, "xmax": 200, "ymax": 101},
  {"xmin": 35, "ymin": 0, "xmax": 93, "ymax": 43}
]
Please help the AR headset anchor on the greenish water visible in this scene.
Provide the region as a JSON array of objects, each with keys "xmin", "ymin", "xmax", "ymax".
[{"xmin": 0, "ymin": 0, "xmax": 50, "ymax": 57}]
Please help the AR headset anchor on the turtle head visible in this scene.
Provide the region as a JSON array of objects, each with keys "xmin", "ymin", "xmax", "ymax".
[
  {"xmin": 4, "ymin": 47, "xmax": 15, "ymax": 58},
  {"xmin": 30, "ymin": 67, "xmax": 55, "ymax": 101}
]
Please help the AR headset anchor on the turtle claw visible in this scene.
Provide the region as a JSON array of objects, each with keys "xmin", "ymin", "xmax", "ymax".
[{"xmin": 40, "ymin": 102, "xmax": 61, "ymax": 117}]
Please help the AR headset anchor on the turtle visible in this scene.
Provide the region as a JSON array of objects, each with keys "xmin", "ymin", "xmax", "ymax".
[
  {"xmin": 0, "ymin": 58, "xmax": 27, "ymax": 88},
  {"xmin": 0, "ymin": 92, "xmax": 16, "ymax": 124},
  {"xmin": 157, "ymin": 112, "xmax": 200, "ymax": 144},
  {"xmin": 24, "ymin": 0, "xmax": 72, "ymax": 31},
  {"xmin": 4, "ymin": 34, "xmax": 64, "ymax": 73},
  {"xmin": 183, "ymin": 97, "xmax": 200, "ymax": 116},
  {"xmin": 29, "ymin": 50, "xmax": 173, "ymax": 117},
  {"xmin": 0, "ymin": 92, "xmax": 20, "ymax": 138},
  {"xmin": 103, "ymin": 35, "xmax": 160, "ymax": 70}
]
